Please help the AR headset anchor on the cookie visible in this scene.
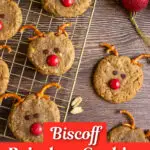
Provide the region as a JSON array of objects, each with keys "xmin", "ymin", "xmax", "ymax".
[
  {"xmin": 0, "ymin": 83, "xmax": 61, "ymax": 142},
  {"xmin": 0, "ymin": 0, "xmax": 22, "ymax": 40},
  {"xmin": 93, "ymin": 43, "xmax": 150, "ymax": 104},
  {"xmin": 20, "ymin": 24, "xmax": 75, "ymax": 76},
  {"xmin": 0, "ymin": 45, "xmax": 12, "ymax": 95},
  {"xmin": 108, "ymin": 110, "xmax": 150, "ymax": 142},
  {"xmin": 41, "ymin": 0, "xmax": 92, "ymax": 18}
]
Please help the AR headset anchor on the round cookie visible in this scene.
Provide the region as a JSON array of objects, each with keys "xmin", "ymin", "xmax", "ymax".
[
  {"xmin": 108, "ymin": 110, "xmax": 150, "ymax": 142},
  {"xmin": 0, "ymin": 59, "xmax": 9, "ymax": 95},
  {"xmin": 0, "ymin": 83, "xmax": 61, "ymax": 142},
  {"xmin": 41, "ymin": 0, "xmax": 92, "ymax": 18},
  {"xmin": 28, "ymin": 32, "xmax": 75, "ymax": 75},
  {"xmin": 9, "ymin": 94, "xmax": 60, "ymax": 142},
  {"xmin": 108, "ymin": 126, "xmax": 148, "ymax": 142},
  {"xmin": 0, "ymin": 0, "xmax": 22, "ymax": 40},
  {"xmin": 20, "ymin": 24, "xmax": 75, "ymax": 76},
  {"xmin": 93, "ymin": 43, "xmax": 150, "ymax": 104}
]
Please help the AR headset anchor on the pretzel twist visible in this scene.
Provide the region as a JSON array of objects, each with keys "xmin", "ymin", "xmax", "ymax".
[
  {"xmin": 120, "ymin": 110, "xmax": 136, "ymax": 130},
  {"xmin": 100, "ymin": 43, "xmax": 119, "ymax": 56},
  {"xmin": 131, "ymin": 54, "xmax": 150, "ymax": 67},
  {"xmin": 145, "ymin": 131, "xmax": 150, "ymax": 138},
  {"xmin": 0, "ymin": 93, "xmax": 24, "ymax": 107},
  {"xmin": 0, "ymin": 45, "xmax": 12, "ymax": 53},
  {"xmin": 55, "ymin": 23, "xmax": 71, "ymax": 37},
  {"xmin": 20, "ymin": 25, "xmax": 45, "ymax": 41},
  {"xmin": 36, "ymin": 82, "xmax": 61, "ymax": 100}
]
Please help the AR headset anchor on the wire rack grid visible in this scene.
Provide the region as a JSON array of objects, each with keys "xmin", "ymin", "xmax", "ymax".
[{"xmin": 0, "ymin": 0, "xmax": 97, "ymax": 141}]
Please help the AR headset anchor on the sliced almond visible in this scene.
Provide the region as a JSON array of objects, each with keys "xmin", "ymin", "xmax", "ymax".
[
  {"xmin": 70, "ymin": 107, "xmax": 84, "ymax": 115},
  {"xmin": 71, "ymin": 96, "xmax": 82, "ymax": 108}
]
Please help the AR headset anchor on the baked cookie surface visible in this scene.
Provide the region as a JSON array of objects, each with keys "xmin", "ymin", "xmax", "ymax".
[
  {"xmin": 93, "ymin": 55, "xmax": 143, "ymax": 104},
  {"xmin": 41, "ymin": 0, "xmax": 92, "ymax": 18},
  {"xmin": 108, "ymin": 126, "xmax": 148, "ymax": 142},
  {"xmin": 8, "ymin": 94, "xmax": 60, "ymax": 142},
  {"xmin": 108, "ymin": 110, "xmax": 149, "ymax": 142},
  {"xmin": 0, "ymin": 59, "xmax": 9, "ymax": 95},
  {"xmin": 93, "ymin": 43, "xmax": 150, "ymax": 104},
  {"xmin": 0, "ymin": 83, "xmax": 61, "ymax": 142},
  {"xmin": 0, "ymin": 0, "xmax": 22, "ymax": 40},
  {"xmin": 28, "ymin": 32, "xmax": 75, "ymax": 75}
]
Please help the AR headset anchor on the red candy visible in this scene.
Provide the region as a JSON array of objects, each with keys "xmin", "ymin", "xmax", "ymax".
[
  {"xmin": 109, "ymin": 79, "xmax": 120, "ymax": 90},
  {"xmin": 47, "ymin": 55, "xmax": 59, "ymax": 67},
  {"xmin": 0, "ymin": 20, "xmax": 3, "ymax": 31},
  {"xmin": 61, "ymin": 0, "xmax": 75, "ymax": 7},
  {"xmin": 30, "ymin": 123, "xmax": 43, "ymax": 136},
  {"xmin": 122, "ymin": 0, "xmax": 149, "ymax": 12}
]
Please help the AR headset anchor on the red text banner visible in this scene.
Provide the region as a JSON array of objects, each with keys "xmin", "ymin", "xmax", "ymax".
[{"xmin": 0, "ymin": 122, "xmax": 150, "ymax": 150}]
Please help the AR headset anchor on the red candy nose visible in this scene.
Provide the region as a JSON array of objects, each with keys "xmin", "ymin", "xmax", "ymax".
[
  {"xmin": 47, "ymin": 55, "xmax": 59, "ymax": 67},
  {"xmin": 109, "ymin": 79, "xmax": 120, "ymax": 90},
  {"xmin": 61, "ymin": 0, "xmax": 75, "ymax": 7},
  {"xmin": 30, "ymin": 123, "xmax": 43, "ymax": 136},
  {"xmin": 0, "ymin": 20, "xmax": 3, "ymax": 31}
]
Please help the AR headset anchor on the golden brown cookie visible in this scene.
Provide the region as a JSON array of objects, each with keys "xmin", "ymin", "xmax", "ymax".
[
  {"xmin": 108, "ymin": 110, "xmax": 150, "ymax": 142},
  {"xmin": 20, "ymin": 24, "xmax": 75, "ymax": 76},
  {"xmin": 0, "ymin": 45, "xmax": 12, "ymax": 95},
  {"xmin": 93, "ymin": 43, "xmax": 150, "ymax": 104},
  {"xmin": 0, "ymin": 0, "xmax": 22, "ymax": 40},
  {"xmin": 0, "ymin": 83, "xmax": 61, "ymax": 142},
  {"xmin": 41, "ymin": 0, "xmax": 92, "ymax": 18},
  {"xmin": 0, "ymin": 59, "xmax": 9, "ymax": 95}
]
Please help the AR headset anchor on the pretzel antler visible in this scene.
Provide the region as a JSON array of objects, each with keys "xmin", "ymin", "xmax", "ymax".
[
  {"xmin": 100, "ymin": 43, "xmax": 119, "ymax": 56},
  {"xmin": 131, "ymin": 54, "xmax": 150, "ymax": 67},
  {"xmin": 55, "ymin": 23, "xmax": 71, "ymax": 37},
  {"xmin": 145, "ymin": 131, "xmax": 150, "ymax": 138},
  {"xmin": 0, "ymin": 93, "xmax": 24, "ymax": 107},
  {"xmin": 0, "ymin": 45, "xmax": 12, "ymax": 53},
  {"xmin": 120, "ymin": 110, "xmax": 136, "ymax": 130},
  {"xmin": 36, "ymin": 83, "xmax": 61, "ymax": 100},
  {"xmin": 20, "ymin": 25, "xmax": 45, "ymax": 41}
]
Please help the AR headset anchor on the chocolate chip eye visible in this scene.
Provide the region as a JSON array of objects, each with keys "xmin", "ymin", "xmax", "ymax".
[
  {"xmin": 33, "ymin": 113, "xmax": 40, "ymax": 118},
  {"xmin": 0, "ymin": 14, "xmax": 5, "ymax": 19},
  {"xmin": 43, "ymin": 49, "xmax": 49, "ymax": 55},
  {"xmin": 113, "ymin": 70, "xmax": 118, "ymax": 75},
  {"xmin": 121, "ymin": 74, "xmax": 126, "ymax": 79},
  {"xmin": 54, "ymin": 48, "xmax": 60, "ymax": 53},
  {"xmin": 24, "ymin": 115, "xmax": 31, "ymax": 120}
]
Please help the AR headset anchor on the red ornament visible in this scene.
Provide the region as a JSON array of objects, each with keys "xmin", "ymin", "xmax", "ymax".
[
  {"xmin": 0, "ymin": 20, "xmax": 3, "ymax": 31},
  {"xmin": 47, "ymin": 55, "xmax": 59, "ymax": 67},
  {"xmin": 109, "ymin": 79, "xmax": 120, "ymax": 90},
  {"xmin": 30, "ymin": 123, "xmax": 43, "ymax": 136},
  {"xmin": 61, "ymin": 0, "xmax": 75, "ymax": 7},
  {"xmin": 122, "ymin": 0, "xmax": 149, "ymax": 12}
]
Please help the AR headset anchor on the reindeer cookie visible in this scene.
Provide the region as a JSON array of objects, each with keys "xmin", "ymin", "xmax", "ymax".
[
  {"xmin": 41, "ymin": 0, "xmax": 92, "ymax": 18},
  {"xmin": 93, "ymin": 43, "xmax": 150, "ymax": 104},
  {"xmin": 0, "ymin": 0, "xmax": 22, "ymax": 40},
  {"xmin": 20, "ymin": 23, "xmax": 75, "ymax": 76},
  {"xmin": 108, "ymin": 110, "xmax": 150, "ymax": 142},
  {"xmin": 0, "ymin": 45, "xmax": 12, "ymax": 95},
  {"xmin": 0, "ymin": 83, "xmax": 61, "ymax": 142}
]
